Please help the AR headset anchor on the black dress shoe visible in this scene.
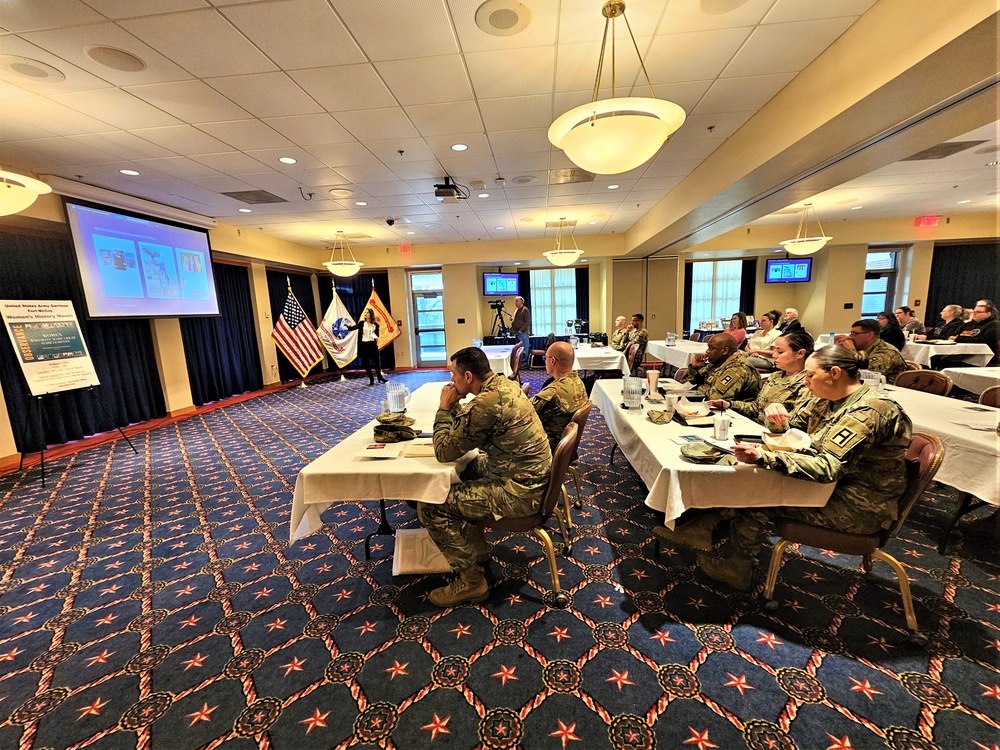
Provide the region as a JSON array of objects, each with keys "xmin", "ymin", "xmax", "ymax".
[
  {"xmin": 368, "ymin": 380, "xmax": 375, "ymax": 386},
  {"xmin": 377, "ymin": 376, "xmax": 388, "ymax": 383}
]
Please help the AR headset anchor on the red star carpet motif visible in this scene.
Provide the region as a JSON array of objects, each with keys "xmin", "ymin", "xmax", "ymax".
[
  {"xmin": 187, "ymin": 703, "xmax": 216, "ymax": 726},
  {"xmin": 301, "ymin": 708, "xmax": 330, "ymax": 734},
  {"xmin": 422, "ymin": 713, "xmax": 451, "ymax": 740},
  {"xmin": 77, "ymin": 697, "xmax": 109, "ymax": 720},
  {"xmin": 684, "ymin": 727, "xmax": 718, "ymax": 750},
  {"xmin": 550, "ymin": 720, "xmax": 581, "ymax": 748},
  {"xmin": 493, "ymin": 665, "xmax": 518, "ymax": 686}
]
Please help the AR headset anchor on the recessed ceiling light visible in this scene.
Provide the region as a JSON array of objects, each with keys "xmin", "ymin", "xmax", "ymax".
[
  {"xmin": 513, "ymin": 262, "xmax": 521, "ymax": 266},
  {"xmin": 239, "ymin": 208, "xmax": 252, "ymax": 213},
  {"xmin": 329, "ymin": 188, "xmax": 354, "ymax": 197},
  {"xmin": 478, "ymin": 192, "xmax": 489, "ymax": 198},
  {"xmin": 407, "ymin": 231, "xmax": 415, "ymax": 235},
  {"xmin": 588, "ymin": 220, "xmax": 597, "ymax": 225},
  {"xmin": 424, "ymin": 223, "xmax": 440, "ymax": 228},
  {"xmin": 355, "ymin": 201, "xmax": 367, "ymax": 206},
  {"xmin": 495, "ymin": 226, "xmax": 505, "ymax": 230},
  {"xmin": 987, "ymin": 161, "xmax": 1000, "ymax": 166},
  {"xmin": 119, "ymin": 169, "xmax": 140, "ymax": 176},
  {"xmin": 278, "ymin": 156, "xmax": 297, "ymax": 164},
  {"xmin": 322, "ymin": 236, "xmax": 330, "ymax": 240},
  {"xmin": 607, "ymin": 184, "xmax": 620, "ymax": 190},
  {"xmin": 957, "ymin": 199, "xmax": 971, "ymax": 204},
  {"xmin": 451, "ymin": 143, "xmax": 468, "ymax": 151},
  {"xmin": 851, "ymin": 206, "xmax": 863, "ymax": 210}
]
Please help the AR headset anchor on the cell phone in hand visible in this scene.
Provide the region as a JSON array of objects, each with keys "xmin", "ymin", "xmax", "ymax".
[{"xmin": 732, "ymin": 434, "xmax": 764, "ymax": 444}]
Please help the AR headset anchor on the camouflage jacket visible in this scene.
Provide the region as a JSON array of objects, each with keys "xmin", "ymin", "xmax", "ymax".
[
  {"xmin": 434, "ymin": 373, "xmax": 551, "ymax": 497},
  {"xmin": 865, "ymin": 338, "xmax": 906, "ymax": 384},
  {"xmin": 683, "ymin": 351, "xmax": 761, "ymax": 401},
  {"xmin": 531, "ymin": 371, "xmax": 588, "ymax": 451},
  {"xmin": 624, "ymin": 327, "xmax": 649, "ymax": 363},
  {"xmin": 728, "ymin": 368, "xmax": 810, "ymax": 431},
  {"xmin": 756, "ymin": 385, "xmax": 912, "ymax": 527},
  {"xmin": 609, "ymin": 328, "xmax": 628, "ymax": 351}
]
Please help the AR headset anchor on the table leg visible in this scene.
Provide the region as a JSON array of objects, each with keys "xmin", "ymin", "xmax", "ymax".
[
  {"xmin": 938, "ymin": 492, "xmax": 985, "ymax": 554},
  {"xmin": 364, "ymin": 499, "xmax": 396, "ymax": 560}
]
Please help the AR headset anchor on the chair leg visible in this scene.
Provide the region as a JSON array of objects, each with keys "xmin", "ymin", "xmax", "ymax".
[
  {"xmin": 555, "ymin": 487, "xmax": 572, "ymax": 555},
  {"xmin": 531, "ymin": 527, "xmax": 568, "ymax": 607},
  {"xmin": 763, "ymin": 539, "xmax": 791, "ymax": 608},
  {"xmin": 568, "ymin": 464, "xmax": 584, "ymax": 509},
  {"xmin": 609, "ymin": 443, "xmax": 618, "ymax": 465},
  {"xmin": 861, "ymin": 554, "xmax": 873, "ymax": 575},
  {"xmin": 560, "ymin": 485, "xmax": 574, "ymax": 532},
  {"xmin": 871, "ymin": 549, "xmax": 922, "ymax": 641}
]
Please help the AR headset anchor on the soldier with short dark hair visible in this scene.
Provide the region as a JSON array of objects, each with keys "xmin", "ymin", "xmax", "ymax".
[
  {"xmin": 834, "ymin": 319, "xmax": 906, "ymax": 384},
  {"xmin": 419, "ymin": 346, "xmax": 551, "ymax": 606}
]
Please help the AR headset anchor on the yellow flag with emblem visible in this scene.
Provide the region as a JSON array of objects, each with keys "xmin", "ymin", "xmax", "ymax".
[{"xmin": 364, "ymin": 289, "xmax": 400, "ymax": 350}]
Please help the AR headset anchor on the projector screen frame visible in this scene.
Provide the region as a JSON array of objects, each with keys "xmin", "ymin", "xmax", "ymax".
[{"xmin": 63, "ymin": 197, "xmax": 222, "ymax": 320}]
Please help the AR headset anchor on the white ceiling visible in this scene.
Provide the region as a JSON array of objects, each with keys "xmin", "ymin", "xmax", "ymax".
[{"xmin": 1, "ymin": 0, "xmax": 992, "ymax": 251}]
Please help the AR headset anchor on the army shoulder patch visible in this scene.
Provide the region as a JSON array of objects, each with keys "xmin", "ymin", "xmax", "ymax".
[
  {"xmin": 823, "ymin": 417, "xmax": 869, "ymax": 459},
  {"xmin": 717, "ymin": 374, "xmax": 734, "ymax": 388}
]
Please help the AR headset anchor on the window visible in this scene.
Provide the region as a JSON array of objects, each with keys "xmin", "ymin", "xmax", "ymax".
[
  {"xmin": 529, "ymin": 268, "xmax": 577, "ymax": 336},
  {"xmin": 409, "ymin": 271, "xmax": 445, "ymax": 365},
  {"xmin": 862, "ymin": 251, "xmax": 898, "ymax": 317},
  {"xmin": 688, "ymin": 260, "xmax": 742, "ymax": 329}
]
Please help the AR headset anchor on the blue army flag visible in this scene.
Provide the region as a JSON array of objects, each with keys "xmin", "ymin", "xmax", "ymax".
[{"xmin": 318, "ymin": 289, "xmax": 358, "ymax": 369}]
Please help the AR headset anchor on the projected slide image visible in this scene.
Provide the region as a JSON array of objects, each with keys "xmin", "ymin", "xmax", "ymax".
[
  {"xmin": 178, "ymin": 249, "xmax": 210, "ymax": 300},
  {"xmin": 94, "ymin": 234, "xmax": 143, "ymax": 298},
  {"xmin": 139, "ymin": 242, "xmax": 180, "ymax": 299}
]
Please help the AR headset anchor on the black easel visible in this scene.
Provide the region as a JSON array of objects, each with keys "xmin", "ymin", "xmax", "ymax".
[{"xmin": 18, "ymin": 386, "xmax": 138, "ymax": 487}]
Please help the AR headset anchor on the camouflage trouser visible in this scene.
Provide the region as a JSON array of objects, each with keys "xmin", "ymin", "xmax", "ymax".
[
  {"xmin": 417, "ymin": 455, "xmax": 543, "ymax": 572},
  {"xmin": 730, "ymin": 497, "xmax": 886, "ymax": 558}
]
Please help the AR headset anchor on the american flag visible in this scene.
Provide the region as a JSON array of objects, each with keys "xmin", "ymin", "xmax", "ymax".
[{"xmin": 271, "ymin": 290, "xmax": 324, "ymax": 378}]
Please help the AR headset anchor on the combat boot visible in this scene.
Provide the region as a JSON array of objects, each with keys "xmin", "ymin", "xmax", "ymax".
[
  {"xmin": 469, "ymin": 526, "xmax": 491, "ymax": 564},
  {"xmin": 653, "ymin": 510, "xmax": 722, "ymax": 552},
  {"xmin": 696, "ymin": 553, "xmax": 753, "ymax": 590},
  {"xmin": 429, "ymin": 566, "xmax": 489, "ymax": 607}
]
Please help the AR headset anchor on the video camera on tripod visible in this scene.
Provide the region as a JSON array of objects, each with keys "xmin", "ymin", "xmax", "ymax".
[{"xmin": 488, "ymin": 299, "xmax": 506, "ymax": 310}]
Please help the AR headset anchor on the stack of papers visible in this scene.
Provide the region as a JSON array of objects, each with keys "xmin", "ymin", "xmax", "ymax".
[
  {"xmin": 392, "ymin": 529, "xmax": 452, "ymax": 575},
  {"xmin": 360, "ymin": 442, "xmax": 405, "ymax": 459},
  {"xmin": 405, "ymin": 439, "xmax": 437, "ymax": 457}
]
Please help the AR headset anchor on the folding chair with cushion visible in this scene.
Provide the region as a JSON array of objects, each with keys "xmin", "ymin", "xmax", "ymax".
[
  {"xmin": 979, "ymin": 384, "xmax": 1000, "ymax": 408},
  {"xmin": 473, "ymin": 423, "xmax": 578, "ymax": 607},
  {"xmin": 894, "ymin": 369, "xmax": 952, "ymax": 397},
  {"xmin": 530, "ymin": 333, "xmax": 556, "ymax": 368},
  {"xmin": 689, "ymin": 332, "xmax": 701, "ymax": 342},
  {"xmin": 763, "ymin": 432, "xmax": 944, "ymax": 644},
  {"xmin": 904, "ymin": 360, "xmax": 923, "ymax": 371},
  {"xmin": 508, "ymin": 343, "xmax": 523, "ymax": 384},
  {"xmin": 565, "ymin": 402, "xmax": 592, "ymax": 509},
  {"xmin": 625, "ymin": 342, "xmax": 641, "ymax": 376}
]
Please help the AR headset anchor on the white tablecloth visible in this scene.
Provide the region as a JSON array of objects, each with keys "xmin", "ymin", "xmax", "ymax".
[
  {"xmin": 481, "ymin": 345, "xmax": 515, "ymax": 376},
  {"xmin": 941, "ymin": 367, "xmax": 1000, "ymax": 396},
  {"xmin": 901, "ymin": 341, "xmax": 994, "ymax": 368},
  {"xmin": 884, "ymin": 385, "xmax": 999, "ymax": 506},
  {"xmin": 647, "ymin": 340, "xmax": 706, "ymax": 370},
  {"xmin": 290, "ymin": 381, "xmax": 474, "ymax": 541},
  {"xmin": 591, "ymin": 380, "xmax": 834, "ymax": 525},
  {"xmin": 572, "ymin": 343, "xmax": 630, "ymax": 376}
]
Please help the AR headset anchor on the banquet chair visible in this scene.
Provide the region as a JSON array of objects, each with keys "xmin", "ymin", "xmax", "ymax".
[
  {"xmin": 894, "ymin": 369, "xmax": 952, "ymax": 397},
  {"xmin": 529, "ymin": 333, "xmax": 556, "ymax": 368},
  {"xmin": 474, "ymin": 423, "xmax": 577, "ymax": 608},
  {"xmin": 904, "ymin": 360, "xmax": 923, "ymax": 371},
  {"xmin": 980, "ymin": 385, "xmax": 1000, "ymax": 408},
  {"xmin": 763, "ymin": 432, "xmax": 944, "ymax": 644},
  {"xmin": 689, "ymin": 332, "xmax": 701, "ymax": 342},
  {"xmin": 508, "ymin": 344, "xmax": 523, "ymax": 384},
  {"xmin": 625, "ymin": 342, "xmax": 642, "ymax": 376},
  {"xmin": 521, "ymin": 382, "xmax": 530, "ymax": 396},
  {"xmin": 565, "ymin": 402, "xmax": 593, "ymax": 510}
]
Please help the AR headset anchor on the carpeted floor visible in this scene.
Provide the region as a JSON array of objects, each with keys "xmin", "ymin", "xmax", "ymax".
[{"xmin": 0, "ymin": 368, "xmax": 997, "ymax": 750}]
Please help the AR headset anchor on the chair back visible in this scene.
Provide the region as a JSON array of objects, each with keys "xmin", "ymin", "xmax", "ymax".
[
  {"xmin": 883, "ymin": 432, "xmax": 945, "ymax": 540},
  {"xmin": 675, "ymin": 367, "xmax": 687, "ymax": 383},
  {"xmin": 544, "ymin": 332, "xmax": 556, "ymax": 349},
  {"xmin": 569, "ymin": 401, "xmax": 592, "ymax": 462},
  {"xmin": 509, "ymin": 343, "xmax": 523, "ymax": 381},
  {"xmin": 521, "ymin": 382, "xmax": 530, "ymax": 396},
  {"xmin": 980, "ymin": 385, "xmax": 1000, "ymax": 408},
  {"xmin": 538, "ymin": 423, "xmax": 578, "ymax": 521},
  {"xmin": 625, "ymin": 342, "xmax": 641, "ymax": 373},
  {"xmin": 904, "ymin": 360, "xmax": 923, "ymax": 371},
  {"xmin": 689, "ymin": 332, "xmax": 701, "ymax": 342},
  {"xmin": 894, "ymin": 369, "xmax": 952, "ymax": 397}
]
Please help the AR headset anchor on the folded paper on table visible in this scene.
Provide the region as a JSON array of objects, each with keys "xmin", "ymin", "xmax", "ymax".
[
  {"xmin": 360, "ymin": 442, "xmax": 405, "ymax": 459},
  {"xmin": 392, "ymin": 528, "xmax": 452, "ymax": 575},
  {"xmin": 405, "ymin": 439, "xmax": 437, "ymax": 457}
]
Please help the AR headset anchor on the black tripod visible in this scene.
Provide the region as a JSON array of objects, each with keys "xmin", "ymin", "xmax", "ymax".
[{"xmin": 489, "ymin": 304, "xmax": 512, "ymax": 338}]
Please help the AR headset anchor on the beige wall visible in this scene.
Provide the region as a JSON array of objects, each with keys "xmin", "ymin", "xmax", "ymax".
[
  {"xmin": 442, "ymin": 264, "xmax": 481, "ymax": 357},
  {"xmin": 150, "ymin": 318, "xmax": 195, "ymax": 416}
]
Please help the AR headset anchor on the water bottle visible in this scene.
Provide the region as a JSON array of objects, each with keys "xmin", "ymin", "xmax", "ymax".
[{"xmin": 828, "ymin": 331, "xmax": 835, "ymax": 345}]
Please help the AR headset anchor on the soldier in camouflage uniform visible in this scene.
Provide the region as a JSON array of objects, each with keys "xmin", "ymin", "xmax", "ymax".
[
  {"xmin": 834, "ymin": 318, "xmax": 906, "ymax": 384},
  {"xmin": 531, "ymin": 341, "xmax": 588, "ymax": 451},
  {"xmin": 419, "ymin": 346, "xmax": 551, "ymax": 606},
  {"xmin": 683, "ymin": 333, "xmax": 761, "ymax": 402},
  {"xmin": 623, "ymin": 314, "xmax": 649, "ymax": 374},
  {"xmin": 696, "ymin": 345, "xmax": 912, "ymax": 590},
  {"xmin": 609, "ymin": 316, "xmax": 629, "ymax": 351}
]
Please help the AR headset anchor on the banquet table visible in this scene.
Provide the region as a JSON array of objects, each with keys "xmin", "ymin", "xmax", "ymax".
[
  {"xmin": 647, "ymin": 340, "xmax": 707, "ymax": 370},
  {"xmin": 941, "ymin": 366, "xmax": 1000, "ymax": 396},
  {"xmin": 482, "ymin": 345, "xmax": 515, "ymax": 376},
  {"xmin": 591, "ymin": 380, "xmax": 834, "ymax": 526},
  {"xmin": 901, "ymin": 341, "xmax": 994, "ymax": 368},
  {"xmin": 884, "ymin": 385, "xmax": 999, "ymax": 507},
  {"xmin": 289, "ymin": 381, "xmax": 475, "ymax": 550},
  {"xmin": 572, "ymin": 343, "xmax": 630, "ymax": 376}
]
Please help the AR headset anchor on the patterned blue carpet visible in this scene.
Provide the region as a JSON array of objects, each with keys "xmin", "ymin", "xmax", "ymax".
[{"xmin": 0, "ymin": 368, "xmax": 997, "ymax": 750}]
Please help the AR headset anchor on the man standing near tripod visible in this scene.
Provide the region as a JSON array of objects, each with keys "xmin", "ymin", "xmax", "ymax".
[{"xmin": 511, "ymin": 296, "xmax": 530, "ymax": 368}]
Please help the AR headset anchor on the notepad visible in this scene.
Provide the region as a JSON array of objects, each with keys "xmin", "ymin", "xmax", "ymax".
[{"xmin": 405, "ymin": 440, "xmax": 436, "ymax": 457}]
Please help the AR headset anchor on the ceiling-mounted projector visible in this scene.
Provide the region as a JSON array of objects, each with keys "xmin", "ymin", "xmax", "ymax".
[{"xmin": 433, "ymin": 176, "xmax": 465, "ymax": 204}]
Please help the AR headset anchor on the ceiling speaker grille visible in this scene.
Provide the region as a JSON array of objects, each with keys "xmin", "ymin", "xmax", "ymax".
[
  {"xmin": 221, "ymin": 190, "xmax": 288, "ymax": 204},
  {"xmin": 902, "ymin": 140, "xmax": 987, "ymax": 161}
]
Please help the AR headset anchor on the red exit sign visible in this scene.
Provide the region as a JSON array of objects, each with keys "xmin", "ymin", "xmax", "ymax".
[
  {"xmin": 914, "ymin": 215, "xmax": 939, "ymax": 227},
  {"xmin": 399, "ymin": 244, "xmax": 412, "ymax": 253}
]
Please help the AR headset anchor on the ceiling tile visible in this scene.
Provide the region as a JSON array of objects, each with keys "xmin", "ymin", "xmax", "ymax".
[
  {"xmin": 329, "ymin": 0, "xmax": 460, "ymax": 61},
  {"xmin": 82, "ymin": 0, "xmax": 208, "ymax": 18},
  {"xmin": 764, "ymin": 0, "xmax": 877, "ymax": 24},
  {"xmin": 133, "ymin": 156, "xmax": 221, "ymax": 179},
  {"xmin": 129, "ymin": 125, "xmax": 233, "ymax": 155},
  {"xmin": 557, "ymin": 1, "xmax": 664, "ymax": 44},
  {"xmin": 479, "ymin": 95, "xmax": 552, "ymax": 131},
  {"xmin": 438, "ymin": 155, "xmax": 499, "ymax": 181},
  {"xmin": 124, "ymin": 80, "xmax": 252, "ymax": 123},
  {"xmin": 68, "ymin": 130, "xmax": 177, "ymax": 160},
  {"xmin": 52, "ymin": 88, "xmax": 181, "ymax": 129},
  {"xmin": 0, "ymin": 144, "xmax": 64, "ymax": 171},
  {"xmin": 672, "ymin": 111, "xmax": 755, "ymax": 141},
  {"xmin": 375, "ymin": 55, "xmax": 474, "ymax": 106},
  {"xmin": 657, "ymin": 138, "xmax": 724, "ymax": 161},
  {"xmin": 334, "ymin": 108, "xmax": 418, "ymax": 141},
  {"xmin": 405, "ymin": 101, "xmax": 484, "ymax": 137},
  {"xmin": 242, "ymin": 147, "xmax": 327, "ymax": 171},
  {"xmin": 305, "ymin": 142, "xmax": 377, "ymax": 168},
  {"xmin": 331, "ymin": 162, "xmax": 399, "ymax": 183},
  {"xmin": 353, "ymin": 181, "xmax": 414, "ymax": 197},
  {"xmin": 465, "ymin": 47, "xmax": 555, "ymax": 98},
  {"xmin": 693, "ymin": 73, "xmax": 796, "ymax": 115},
  {"xmin": 365, "ymin": 138, "xmax": 436, "ymax": 163},
  {"xmin": 489, "ymin": 128, "xmax": 551, "ymax": 156},
  {"xmin": 721, "ymin": 17, "xmax": 856, "ymax": 78},
  {"xmin": 205, "ymin": 72, "xmax": 322, "ymax": 118},
  {"xmin": 196, "ymin": 120, "xmax": 293, "ymax": 151},
  {"xmin": 191, "ymin": 151, "xmax": 272, "ymax": 175},
  {"xmin": 554, "ymin": 40, "xmax": 647, "ymax": 94},
  {"xmin": 261, "ymin": 114, "xmax": 355, "ymax": 146},
  {"xmin": 7, "ymin": 136, "xmax": 117, "ymax": 164},
  {"xmin": 643, "ymin": 158, "xmax": 704, "ymax": 178},
  {"xmin": 0, "ymin": 117, "xmax": 58, "ymax": 141},
  {"xmin": 1, "ymin": 97, "xmax": 115, "ymax": 135},
  {"xmin": 642, "ymin": 27, "xmax": 753, "ymax": 84},
  {"xmin": 659, "ymin": 0, "xmax": 773, "ymax": 34},
  {"xmin": 495, "ymin": 152, "xmax": 550, "ymax": 174},
  {"xmin": 389, "ymin": 160, "xmax": 442, "ymax": 181},
  {"xmin": 220, "ymin": 0, "xmax": 365, "ymax": 69},
  {"xmin": 424, "ymin": 133, "xmax": 490, "ymax": 160},
  {"xmin": 289, "ymin": 64, "xmax": 396, "ymax": 112},
  {"xmin": 119, "ymin": 9, "xmax": 277, "ymax": 78},
  {"xmin": 0, "ymin": 0, "xmax": 103, "ymax": 31}
]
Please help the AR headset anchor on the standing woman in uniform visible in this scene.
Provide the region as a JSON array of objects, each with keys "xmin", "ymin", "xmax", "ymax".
[{"xmin": 348, "ymin": 308, "xmax": 387, "ymax": 385}]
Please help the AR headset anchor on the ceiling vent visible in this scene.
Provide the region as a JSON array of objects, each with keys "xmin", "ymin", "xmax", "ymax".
[
  {"xmin": 221, "ymin": 190, "xmax": 288, "ymax": 204},
  {"xmin": 544, "ymin": 219, "xmax": 577, "ymax": 229},
  {"xmin": 344, "ymin": 232, "xmax": 369, "ymax": 240},
  {"xmin": 902, "ymin": 140, "xmax": 987, "ymax": 161},
  {"xmin": 549, "ymin": 168, "xmax": 594, "ymax": 185},
  {"xmin": 84, "ymin": 46, "xmax": 146, "ymax": 72},
  {"xmin": 475, "ymin": 0, "xmax": 532, "ymax": 37},
  {"xmin": 1, "ymin": 55, "xmax": 65, "ymax": 82}
]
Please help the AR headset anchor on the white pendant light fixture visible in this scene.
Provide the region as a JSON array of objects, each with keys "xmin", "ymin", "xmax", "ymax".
[
  {"xmin": 543, "ymin": 218, "xmax": 584, "ymax": 267},
  {"xmin": 0, "ymin": 169, "xmax": 52, "ymax": 216},
  {"xmin": 779, "ymin": 203, "xmax": 833, "ymax": 256},
  {"xmin": 548, "ymin": 1, "xmax": 686, "ymax": 175},
  {"xmin": 322, "ymin": 231, "xmax": 364, "ymax": 277}
]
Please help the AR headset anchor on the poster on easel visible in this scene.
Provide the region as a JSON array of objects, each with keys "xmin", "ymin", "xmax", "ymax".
[{"xmin": 1, "ymin": 300, "xmax": 101, "ymax": 397}]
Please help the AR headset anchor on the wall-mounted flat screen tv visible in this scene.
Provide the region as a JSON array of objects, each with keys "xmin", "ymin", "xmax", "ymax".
[
  {"xmin": 483, "ymin": 272, "xmax": 519, "ymax": 296},
  {"xmin": 765, "ymin": 258, "xmax": 812, "ymax": 283},
  {"xmin": 65, "ymin": 200, "xmax": 221, "ymax": 318}
]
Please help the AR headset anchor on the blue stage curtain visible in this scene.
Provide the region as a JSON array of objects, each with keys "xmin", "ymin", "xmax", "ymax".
[
  {"xmin": 317, "ymin": 271, "xmax": 395, "ymax": 371},
  {"xmin": 517, "ymin": 269, "xmax": 531, "ymax": 307},
  {"xmin": 0, "ymin": 230, "xmax": 166, "ymax": 453},
  {"xmin": 266, "ymin": 269, "xmax": 323, "ymax": 383},
  {"xmin": 575, "ymin": 266, "xmax": 589, "ymax": 322},
  {"xmin": 180, "ymin": 263, "xmax": 262, "ymax": 406}
]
